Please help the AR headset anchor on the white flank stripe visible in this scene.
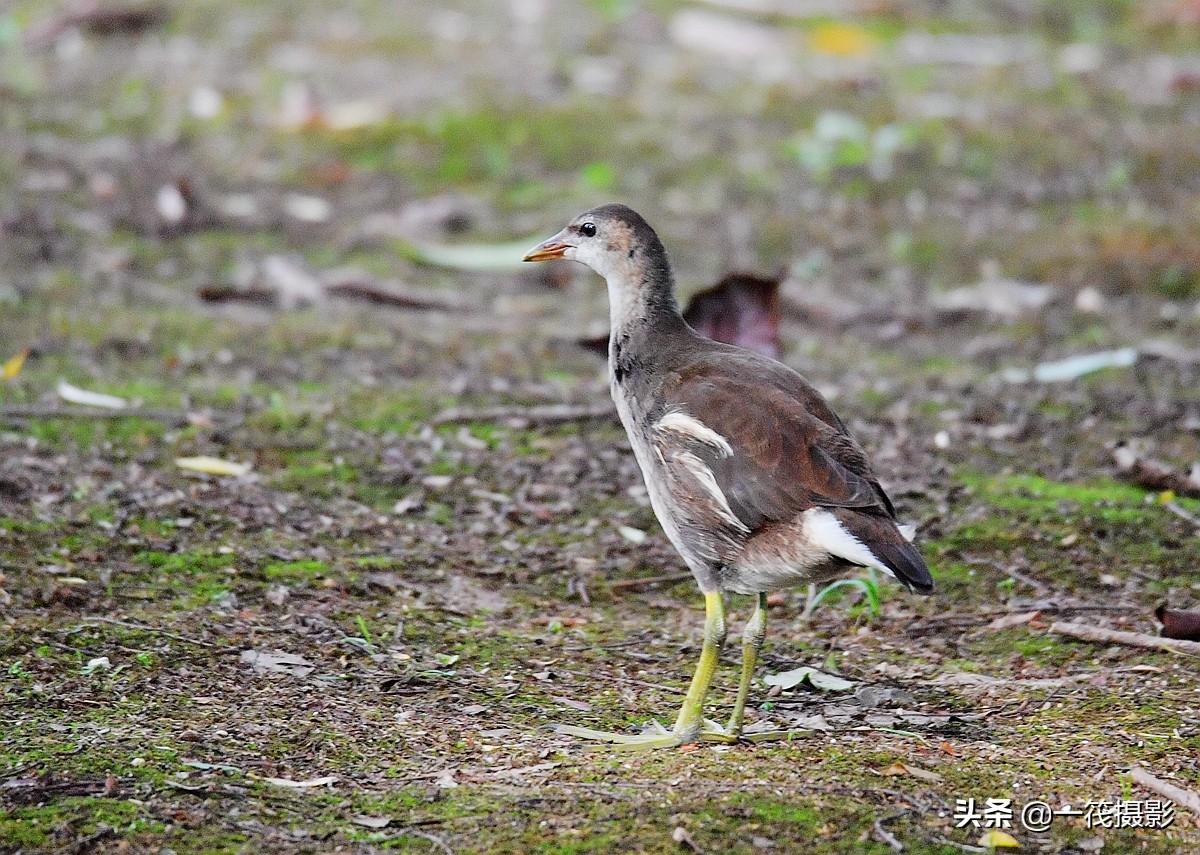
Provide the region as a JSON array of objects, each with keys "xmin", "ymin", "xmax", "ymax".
[
  {"xmin": 802, "ymin": 508, "xmax": 896, "ymax": 579},
  {"xmin": 898, "ymin": 523, "xmax": 917, "ymax": 542},
  {"xmin": 655, "ymin": 411, "xmax": 734, "ymax": 457},
  {"xmin": 675, "ymin": 450, "xmax": 750, "ymax": 532}
]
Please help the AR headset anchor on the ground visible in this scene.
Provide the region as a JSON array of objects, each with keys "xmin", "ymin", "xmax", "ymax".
[{"xmin": 2, "ymin": 1, "xmax": 1200, "ymax": 853}]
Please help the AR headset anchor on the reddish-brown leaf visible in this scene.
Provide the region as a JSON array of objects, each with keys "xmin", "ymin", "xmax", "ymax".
[
  {"xmin": 682, "ymin": 272, "xmax": 782, "ymax": 359},
  {"xmin": 1157, "ymin": 605, "xmax": 1200, "ymax": 641}
]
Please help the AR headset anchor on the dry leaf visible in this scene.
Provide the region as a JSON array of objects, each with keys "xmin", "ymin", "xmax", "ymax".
[
  {"xmin": 176, "ymin": 457, "xmax": 252, "ymax": 477},
  {"xmin": 352, "ymin": 815, "xmax": 391, "ymax": 829},
  {"xmin": 1113, "ymin": 444, "xmax": 1200, "ymax": 500},
  {"xmin": 2, "ymin": 348, "xmax": 29, "ymax": 380},
  {"xmin": 672, "ymin": 826, "xmax": 702, "ymax": 853},
  {"xmin": 240, "ymin": 649, "xmax": 314, "ymax": 677},
  {"xmin": 553, "ymin": 696, "xmax": 593, "ymax": 712},
  {"xmin": 400, "ymin": 238, "xmax": 535, "ymax": 272},
  {"xmin": 264, "ymin": 775, "xmax": 337, "ymax": 789},
  {"xmin": 764, "ymin": 666, "xmax": 855, "ymax": 692},
  {"xmin": 56, "ymin": 379, "xmax": 128, "ymax": 409},
  {"xmin": 617, "ymin": 525, "xmax": 648, "ymax": 545},
  {"xmin": 262, "ymin": 255, "xmax": 324, "ymax": 308},
  {"xmin": 324, "ymin": 101, "xmax": 389, "ymax": 131},
  {"xmin": 489, "ymin": 762, "xmax": 561, "ymax": 780},
  {"xmin": 900, "ymin": 763, "xmax": 943, "ymax": 783},
  {"xmin": 1157, "ymin": 605, "xmax": 1200, "ymax": 641},
  {"xmin": 985, "ymin": 611, "xmax": 1040, "ymax": 633},
  {"xmin": 682, "ymin": 273, "xmax": 782, "ymax": 359},
  {"xmin": 978, "ymin": 829, "xmax": 1020, "ymax": 848},
  {"xmin": 876, "ymin": 762, "xmax": 943, "ymax": 782},
  {"xmin": 809, "ymin": 22, "xmax": 877, "ymax": 58}
]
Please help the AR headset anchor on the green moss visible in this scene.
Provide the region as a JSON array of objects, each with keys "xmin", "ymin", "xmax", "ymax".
[{"xmin": 262, "ymin": 559, "xmax": 328, "ymax": 580}]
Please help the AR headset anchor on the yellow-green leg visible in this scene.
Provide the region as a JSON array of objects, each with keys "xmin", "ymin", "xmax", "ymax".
[
  {"xmin": 726, "ymin": 592, "xmax": 767, "ymax": 737},
  {"xmin": 552, "ymin": 592, "xmax": 729, "ymax": 750}
]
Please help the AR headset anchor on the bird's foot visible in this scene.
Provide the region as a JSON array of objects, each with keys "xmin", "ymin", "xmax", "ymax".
[{"xmin": 551, "ymin": 718, "xmax": 738, "ymax": 751}]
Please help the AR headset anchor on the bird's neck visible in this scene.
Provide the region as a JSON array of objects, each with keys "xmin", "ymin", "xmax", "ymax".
[{"xmin": 603, "ymin": 250, "xmax": 682, "ymax": 337}]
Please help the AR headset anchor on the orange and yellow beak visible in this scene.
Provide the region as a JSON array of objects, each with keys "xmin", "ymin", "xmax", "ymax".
[{"xmin": 522, "ymin": 233, "xmax": 571, "ymax": 262}]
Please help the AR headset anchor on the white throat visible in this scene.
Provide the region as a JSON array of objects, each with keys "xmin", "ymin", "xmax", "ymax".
[
  {"xmin": 604, "ymin": 272, "xmax": 644, "ymax": 331},
  {"xmin": 565, "ymin": 241, "xmax": 648, "ymax": 332}
]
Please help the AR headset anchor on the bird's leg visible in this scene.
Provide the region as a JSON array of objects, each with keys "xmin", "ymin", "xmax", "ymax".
[
  {"xmin": 670, "ymin": 591, "xmax": 727, "ymax": 741},
  {"xmin": 551, "ymin": 592, "xmax": 728, "ymax": 750},
  {"xmin": 725, "ymin": 592, "xmax": 767, "ymax": 738}
]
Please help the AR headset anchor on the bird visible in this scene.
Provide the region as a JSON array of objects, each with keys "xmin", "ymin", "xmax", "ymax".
[{"xmin": 523, "ymin": 204, "xmax": 934, "ymax": 749}]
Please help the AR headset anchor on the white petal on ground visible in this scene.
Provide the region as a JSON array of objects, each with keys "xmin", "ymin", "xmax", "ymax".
[{"xmin": 56, "ymin": 379, "xmax": 128, "ymax": 409}]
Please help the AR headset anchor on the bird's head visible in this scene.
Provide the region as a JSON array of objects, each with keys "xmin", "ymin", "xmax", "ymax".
[{"xmin": 522, "ymin": 203, "xmax": 666, "ymax": 284}]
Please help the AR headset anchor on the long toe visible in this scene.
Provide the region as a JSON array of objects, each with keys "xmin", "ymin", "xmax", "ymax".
[{"xmin": 550, "ymin": 723, "xmax": 688, "ymax": 751}]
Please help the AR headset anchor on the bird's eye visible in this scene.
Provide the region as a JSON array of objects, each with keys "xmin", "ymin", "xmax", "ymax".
[{"xmin": 579, "ymin": 222, "xmax": 597, "ymax": 237}]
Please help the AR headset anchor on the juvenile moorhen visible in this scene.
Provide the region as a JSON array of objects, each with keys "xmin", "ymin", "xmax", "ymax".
[{"xmin": 524, "ymin": 204, "xmax": 934, "ymax": 749}]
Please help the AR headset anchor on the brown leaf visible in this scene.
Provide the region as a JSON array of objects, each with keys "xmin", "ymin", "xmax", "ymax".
[
  {"xmin": 576, "ymin": 271, "xmax": 783, "ymax": 359},
  {"xmin": 1113, "ymin": 444, "xmax": 1200, "ymax": 499},
  {"xmin": 1157, "ymin": 605, "xmax": 1200, "ymax": 641},
  {"xmin": 26, "ymin": 2, "xmax": 168, "ymax": 46},
  {"xmin": 682, "ymin": 272, "xmax": 782, "ymax": 359}
]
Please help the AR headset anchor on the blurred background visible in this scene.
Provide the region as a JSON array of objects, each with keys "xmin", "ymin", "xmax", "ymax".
[{"xmin": 3, "ymin": 2, "xmax": 1200, "ymax": 853}]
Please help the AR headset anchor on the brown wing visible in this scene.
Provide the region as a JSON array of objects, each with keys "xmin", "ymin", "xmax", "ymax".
[{"xmin": 656, "ymin": 367, "xmax": 895, "ymax": 534}]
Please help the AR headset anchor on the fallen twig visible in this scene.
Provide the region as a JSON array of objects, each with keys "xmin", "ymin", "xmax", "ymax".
[
  {"xmin": 931, "ymin": 836, "xmax": 987, "ymax": 853},
  {"xmin": 1048, "ymin": 621, "xmax": 1200, "ymax": 656},
  {"xmin": 1113, "ymin": 445, "xmax": 1200, "ymax": 500},
  {"xmin": 199, "ymin": 269, "xmax": 468, "ymax": 313},
  {"xmin": 197, "ymin": 285, "xmax": 278, "ymax": 305},
  {"xmin": 609, "ymin": 572, "xmax": 694, "ymax": 592},
  {"xmin": 1130, "ymin": 766, "xmax": 1200, "ymax": 815},
  {"xmin": 430, "ymin": 403, "xmax": 616, "ymax": 427},
  {"xmin": 0, "ymin": 404, "xmax": 238, "ymax": 429},
  {"xmin": 394, "ymin": 828, "xmax": 454, "ymax": 855},
  {"xmin": 604, "ymin": 673, "xmax": 687, "ymax": 696},
  {"xmin": 1163, "ymin": 500, "xmax": 1200, "ymax": 529},
  {"xmin": 322, "ymin": 274, "xmax": 468, "ymax": 312},
  {"xmin": 872, "ymin": 812, "xmax": 906, "ymax": 852},
  {"xmin": 78, "ymin": 616, "xmax": 222, "ymax": 649}
]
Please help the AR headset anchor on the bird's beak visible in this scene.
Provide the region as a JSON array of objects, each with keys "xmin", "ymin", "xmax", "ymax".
[{"xmin": 522, "ymin": 231, "xmax": 571, "ymax": 262}]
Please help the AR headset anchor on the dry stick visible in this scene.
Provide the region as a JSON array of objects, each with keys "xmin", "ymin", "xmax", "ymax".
[
  {"xmin": 609, "ymin": 571, "xmax": 694, "ymax": 591},
  {"xmin": 604, "ymin": 673, "xmax": 687, "ymax": 695},
  {"xmin": 1048, "ymin": 621, "xmax": 1200, "ymax": 657},
  {"xmin": 872, "ymin": 813, "xmax": 906, "ymax": 853},
  {"xmin": 430, "ymin": 402, "xmax": 616, "ymax": 427},
  {"xmin": 0, "ymin": 404, "xmax": 191, "ymax": 427},
  {"xmin": 322, "ymin": 278, "xmax": 467, "ymax": 312},
  {"xmin": 1130, "ymin": 766, "xmax": 1200, "ymax": 816},
  {"xmin": 395, "ymin": 828, "xmax": 454, "ymax": 855},
  {"xmin": 1164, "ymin": 500, "xmax": 1200, "ymax": 529},
  {"xmin": 78, "ymin": 616, "xmax": 222, "ymax": 650},
  {"xmin": 0, "ymin": 404, "xmax": 241, "ymax": 428}
]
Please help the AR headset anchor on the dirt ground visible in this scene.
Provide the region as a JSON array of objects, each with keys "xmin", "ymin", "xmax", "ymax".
[{"xmin": 3, "ymin": 1, "xmax": 1200, "ymax": 853}]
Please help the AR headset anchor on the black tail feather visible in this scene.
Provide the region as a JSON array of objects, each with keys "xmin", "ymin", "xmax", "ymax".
[
  {"xmin": 873, "ymin": 540, "xmax": 935, "ymax": 594},
  {"xmin": 831, "ymin": 508, "xmax": 935, "ymax": 594}
]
